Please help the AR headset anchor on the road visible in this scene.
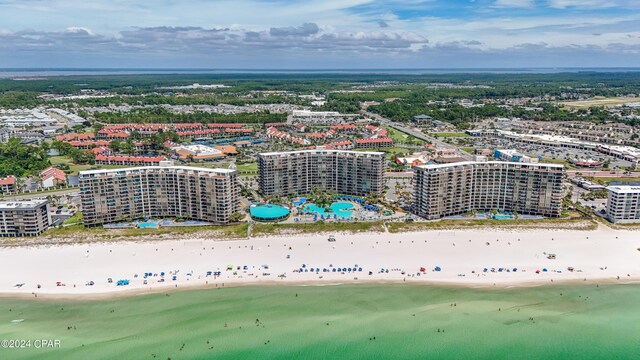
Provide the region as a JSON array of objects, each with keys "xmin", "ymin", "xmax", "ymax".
[
  {"xmin": 1, "ymin": 188, "xmax": 80, "ymax": 200},
  {"xmin": 363, "ymin": 110, "xmax": 472, "ymax": 160}
]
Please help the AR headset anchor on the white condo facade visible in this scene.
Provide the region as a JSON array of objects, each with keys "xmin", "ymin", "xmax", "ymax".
[{"xmin": 606, "ymin": 185, "xmax": 640, "ymax": 223}]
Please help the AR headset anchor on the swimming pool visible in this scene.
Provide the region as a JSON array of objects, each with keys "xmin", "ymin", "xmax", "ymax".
[
  {"xmin": 138, "ymin": 221, "xmax": 159, "ymax": 228},
  {"xmin": 303, "ymin": 202, "xmax": 354, "ymax": 219},
  {"xmin": 494, "ymin": 214, "xmax": 513, "ymax": 220},
  {"xmin": 250, "ymin": 204, "xmax": 290, "ymax": 221}
]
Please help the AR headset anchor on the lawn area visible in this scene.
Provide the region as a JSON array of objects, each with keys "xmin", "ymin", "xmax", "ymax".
[
  {"xmin": 236, "ymin": 162, "xmax": 258, "ymax": 173},
  {"xmin": 62, "ymin": 211, "xmax": 83, "ymax": 225},
  {"xmin": 49, "ymin": 155, "xmax": 72, "ymax": 165},
  {"xmin": 460, "ymin": 147, "xmax": 475, "ymax": 154},
  {"xmin": 430, "ymin": 132, "xmax": 470, "ymax": 138},
  {"xmin": 384, "ymin": 127, "xmax": 426, "ymax": 145},
  {"xmin": 252, "ymin": 221, "xmax": 385, "ymax": 237},
  {"xmin": 48, "ymin": 155, "xmax": 127, "ymax": 175}
]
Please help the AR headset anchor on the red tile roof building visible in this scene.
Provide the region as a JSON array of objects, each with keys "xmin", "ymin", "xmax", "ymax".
[
  {"xmin": 40, "ymin": 167, "xmax": 67, "ymax": 188},
  {"xmin": 330, "ymin": 124, "xmax": 357, "ymax": 132},
  {"xmin": 329, "ymin": 140, "xmax": 354, "ymax": 150},
  {"xmin": 364, "ymin": 124, "xmax": 388, "ymax": 138},
  {"xmin": 55, "ymin": 133, "xmax": 95, "ymax": 141},
  {"xmin": 0, "ymin": 175, "xmax": 17, "ymax": 193}
]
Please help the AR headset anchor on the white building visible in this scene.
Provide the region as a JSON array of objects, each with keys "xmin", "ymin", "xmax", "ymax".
[
  {"xmin": 606, "ymin": 185, "xmax": 640, "ymax": 223},
  {"xmin": 0, "ymin": 109, "xmax": 57, "ymax": 128},
  {"xmin": 291, "ymin": 110, "xmax": 357, "ymax": 123},
  {"xmin": 493, "ymin": 149, "xmax": 539, "ymax": 163}
]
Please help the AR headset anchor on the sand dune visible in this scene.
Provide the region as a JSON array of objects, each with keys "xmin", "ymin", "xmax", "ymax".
[{"xmin": 1, "ymin": 226, "xmax": 639, "ymax": 298}]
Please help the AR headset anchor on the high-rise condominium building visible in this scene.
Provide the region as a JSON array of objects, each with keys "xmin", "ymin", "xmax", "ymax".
[
  {"xmin": 0, "ymin": 199, "xmax": 50, "ymax": 237},
  {"xmin": 79, "ymin": 166, "xmax": 239, "ymax": 227},
  {"xmin": 606, "ymin": 185, "xmax": 640, "ymax": 223},
  {"xmin": 258, "ymin": 150, "xmax": 385, "ymax": 197},
  {"xmin": 413, "ymin": 161, "xmax": 564, "ymax": 220}
]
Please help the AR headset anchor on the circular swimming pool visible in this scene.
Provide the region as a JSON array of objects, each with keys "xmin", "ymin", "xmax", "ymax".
[{"xmin": 250, "ymin": 204, "xmax": 290, "ymax": 221}]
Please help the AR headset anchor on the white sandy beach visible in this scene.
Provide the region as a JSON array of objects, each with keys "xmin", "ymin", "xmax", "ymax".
[{"xmin": 1, "ymin": 226, "xmax": 639, "ymax": 298}]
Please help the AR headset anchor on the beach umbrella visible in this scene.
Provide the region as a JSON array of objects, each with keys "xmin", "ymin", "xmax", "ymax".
[
  {"xmin": 358, "ymin": 267, "xmax": 363, "ymax": 272},
  {"xmin": 513, "ymin": 268, "xmax": 518, "ymax": 272},
  {"xmin": 420, "ymin": 267, "xmax": 426, "ymax": 272},
  {"xmin": 536, "ymin": 270, "xmax": 540, "ymax": 274},
  {"xmin": 434, "ymin": 266, "xmax": 442, "ymax": 271},
  {"xmin": 483, "ymin": 268, "xmax": 488, "ymax": 272},
  {"xmin": 542, "ymin": 268, "xmax": 548, "ymax": 272},
  {"xmin": 332, "ymin": 268, "xmax": 336, "ymax": 272}
]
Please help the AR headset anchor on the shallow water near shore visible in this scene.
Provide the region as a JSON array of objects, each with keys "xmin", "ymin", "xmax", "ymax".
[{"xmin": 1, "ymin": 284, "xmax": 639, "ymax": 359}]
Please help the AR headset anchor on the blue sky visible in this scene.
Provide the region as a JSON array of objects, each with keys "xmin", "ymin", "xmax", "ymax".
[{"xmin": 0, "ymin": 0, "xmax": 638, "ymax": 68}]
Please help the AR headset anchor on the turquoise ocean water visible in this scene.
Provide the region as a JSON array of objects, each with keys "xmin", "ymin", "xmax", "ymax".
[{"xmin": 0, "ymin": 284, "xmax": 639, "ymax": 359}]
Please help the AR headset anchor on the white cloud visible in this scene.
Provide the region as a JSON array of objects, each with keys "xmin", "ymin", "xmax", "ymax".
[
  {"xmin": 493, "ymin": 0, "xmax": 535, "ymax": 8},
  {"xmin": 547, "ymin": 0, "xmax": 640, "ymax": 9}
]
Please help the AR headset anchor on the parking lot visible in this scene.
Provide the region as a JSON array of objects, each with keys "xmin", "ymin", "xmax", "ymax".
[{"xmin": 469, "ymin": 137, "xmax": 634, "ymax": 169}]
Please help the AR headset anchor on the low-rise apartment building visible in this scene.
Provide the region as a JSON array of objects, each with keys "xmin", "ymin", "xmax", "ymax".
[
  {"xmin": 79, "ymin": 165, "xmax": 239, "ymax": 227},
  {"xmin": 0, "ymin": 199, "xmax": 50, "ymax": 237},
  {"xmin": 606, "ymin": 185, "xmax": 640, "ymax": 223},
  {"xmin": 258, "ymin": 150, "xmax": 385, "ymax": 197},
  {"xmin": 413, "ymin": 161, "xmax": 564, "ymax": 220},
  {"xmin": 0, "ymin": 176, "xmax": 17, "ymax": 194}
]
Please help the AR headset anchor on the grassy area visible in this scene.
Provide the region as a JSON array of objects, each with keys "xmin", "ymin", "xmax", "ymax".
[
  {"xmin": 62, "ymin": 211, "xmax": 83, "ymax": 225},
  {"xmin": 41, "ymin": 223, "xmax": 249, "ymax": 241},
  {"xmin": 49, "ymin": 155, "xmax": 128, "ymax": 175},
  {"xmin": 560, "ymin": 97, "xmax": 639, "ymax": 108},
  {"xmin": 585, "ymin": 176, "xmax": 640, "ymax": 185},
  {"xmin": 387, "ymin": 217, "xmax": 596, "ymax": 232},
  {"xmin": 49, "ymin": 155, "xmax": 71, "ymax": 165},
  {"xmin": 252, "ymin": 221, "xmax": 385, "ymax": 237},
  {"xmin": 236, "ymin": 162, "xmax": 258, "ymax": 173},
  {"xmin": 430, "ymin": 132, "xmax": 470, "ymax": 138},
  {"xmin": 384, "ymin": 127, "xmax": 426, "ymax": 145},
  {"xmin": 460, "ymin": 147, "xmax": 474, "ymax": 154}
]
